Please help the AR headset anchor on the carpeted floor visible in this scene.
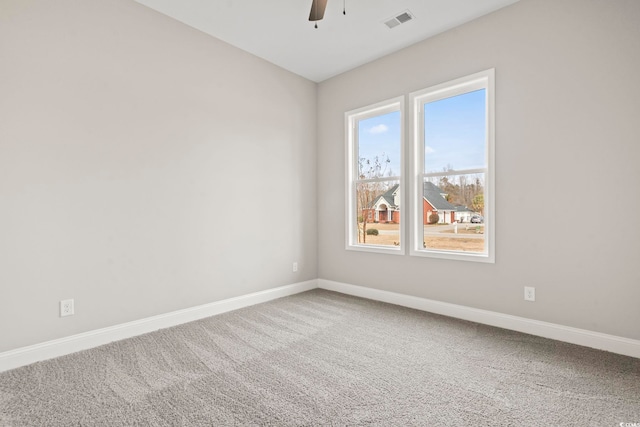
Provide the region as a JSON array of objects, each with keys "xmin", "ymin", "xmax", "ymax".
[{"xmin": 0, "ymin": 289, "xmax": 639, "ymax": 426}]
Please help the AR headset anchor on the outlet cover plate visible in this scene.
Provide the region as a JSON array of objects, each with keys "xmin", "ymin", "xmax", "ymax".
[
  {"xmin": 60, "ymin": 299, "xmax": 75, "ymax": 317},
  {"xmin": 524, "ymin": 287, "xmax": 535, "ymax": 302}
]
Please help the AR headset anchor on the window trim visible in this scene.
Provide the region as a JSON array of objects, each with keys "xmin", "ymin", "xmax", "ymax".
[
  {"xmin": 409, "ymin": 69, "xmax": 495, "ymax": 263},
  {"xmin": 345, "ymin": 96, "xmax": 405, "ymax": 255}
]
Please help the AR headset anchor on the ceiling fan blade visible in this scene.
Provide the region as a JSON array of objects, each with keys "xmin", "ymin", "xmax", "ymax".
[{"xmin": 309, "ymin": 0, "xmax": 328, "ymax": 22}]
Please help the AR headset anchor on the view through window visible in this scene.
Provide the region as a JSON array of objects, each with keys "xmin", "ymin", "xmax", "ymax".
[
  {"xmin": 345, "ymin": 70, "xmax": 494, "ymax": 262},
  {"xmin": 412, "ymin": 69, "xmax": 494, "ymax": 262},
  {"xmin": 346, "ymin": 99, "xmax": 403, "ymax": 253},
  {"xmin": 422, "ymin": 89, "xmax": 486, "ymax": 252}
]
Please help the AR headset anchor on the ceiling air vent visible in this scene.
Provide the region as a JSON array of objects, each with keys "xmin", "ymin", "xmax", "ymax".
[{"xmin": 384, "ymin": 10, "xmax": 414, "ymax": 29}]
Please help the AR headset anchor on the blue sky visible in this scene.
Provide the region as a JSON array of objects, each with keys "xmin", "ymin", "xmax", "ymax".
[
  {"xmin": 424, "ymin": 89, "xmax": 486, "ymax": 172},
  {"xmin": 358, "ymin": 111, "xmax": 401, "ymax": 176},
  {"xmin": 357, "ymin": 89, "xmax": 485, "ymax": 177}
]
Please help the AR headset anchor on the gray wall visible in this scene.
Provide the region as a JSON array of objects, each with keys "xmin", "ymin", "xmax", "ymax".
[
  {"xmin": 317, "ymin": 0, "xmax": 640, "ymax": 340},
  {"xmin": 0, "ymin": 0, "xmax": 317, "ymax": 352},
  {"xmin": 2, "ymin": 0, "xmax": 638, "ymax": 355}
]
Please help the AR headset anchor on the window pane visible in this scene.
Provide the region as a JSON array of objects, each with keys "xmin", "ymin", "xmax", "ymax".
[
  {"xmin": 422, "ymin": 174, "xmax": 485, "ymax": 253},
  {"xmin": 355, "ymin": 180, "xmax": 400, "ymax": 247},
  {"xmin": 346, "ymin": 97, "xmax": 403, "ymax": 254},
  {"xmin": 411, "ymin": 69, "xmax": 493, "ymax": 261},
  {"xmin": 358, "ymin": 111, "xmax": 401, "ymax": 178},
  {"xmin": 424, "ymin": 89, "xmax": 486, "ymax": 173}
]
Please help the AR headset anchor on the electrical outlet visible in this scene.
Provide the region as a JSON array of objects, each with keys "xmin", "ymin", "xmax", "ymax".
[
  {"xmin": 293, "ymin": 262, "xmax": 298, "ymax": 272},
  {"xmin": 524, "ymin": 287, "xmax": 535, "ymax": 302},
  {"xmin": 60, "ymin": 299, "xmax": 74, "ymax": 317}
]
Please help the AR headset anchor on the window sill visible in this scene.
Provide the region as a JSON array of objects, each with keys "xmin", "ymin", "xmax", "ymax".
[
  {"xmin": 410, "ymin": 248, "xmax": 494, "ymax": 263},
  {"xmin": 346, "ymin": 244, "xmax": 405, "ymax": 256}
]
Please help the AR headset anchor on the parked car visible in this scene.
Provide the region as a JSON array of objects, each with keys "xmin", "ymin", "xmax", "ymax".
[{"xmin": 470, "ymin": 215, "xmax": 484, "ymax": 223}]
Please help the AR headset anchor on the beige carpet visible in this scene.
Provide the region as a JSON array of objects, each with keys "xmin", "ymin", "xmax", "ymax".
[{"xmin": 1, "ymin": 289, "xmax": 639, "ymax": 426}]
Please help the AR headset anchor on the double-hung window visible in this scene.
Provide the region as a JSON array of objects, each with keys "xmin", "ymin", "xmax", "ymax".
[
  {"xmin": 411, "ymin": 69, "xmax": 495, "ymax": 262},
  {"xmin": 345, "ymin": 70, "xmax": 494, "ymax": 262},
  {"xmin": 345, "ymin": 97, "xmax": 404, "ymax": 254}
]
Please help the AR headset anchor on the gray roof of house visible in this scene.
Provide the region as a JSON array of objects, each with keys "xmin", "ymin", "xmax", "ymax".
[
  {"xmin": 454, "ymin": 205, "xmax": 475, "ymax": 213},
  {"xmin": 370, "ymin": 184, "xmax": 399, "ymax": 209},
  {"xmin": 368, "ymin": 183, "xmax": 458, "ymax": 211},
  {"xmin": 423, "ymin": 182, "xmax": 457, "ymax": 211}
]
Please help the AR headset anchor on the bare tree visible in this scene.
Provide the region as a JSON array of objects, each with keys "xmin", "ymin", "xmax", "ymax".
[
  {"xmin": 356, "ymin": 154, "xmax": 391, "ymax": 243},
  {"xmin": 434, "ymin": 167, "xmax": 485, "ymax": 210}
]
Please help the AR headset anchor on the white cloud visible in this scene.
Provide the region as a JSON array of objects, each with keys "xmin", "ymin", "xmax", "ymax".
[
  {"xmin": 425, "ymin": 146, "xmax": 436, "ymax": 154},
  {"xmin": 369, "ymin": 124, "xmax": 389, "ymax": 134}
]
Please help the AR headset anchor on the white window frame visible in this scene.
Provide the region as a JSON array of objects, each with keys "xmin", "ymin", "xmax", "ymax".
[
  {"xmin": 410, "ymin": 69, "xmax": 495, "ymax": 263},
  {"xmin": 345, "ymin": 96, "xmax": 405, "ymax": 255}
]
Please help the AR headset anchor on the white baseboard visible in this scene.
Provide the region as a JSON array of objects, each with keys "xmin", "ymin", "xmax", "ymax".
[
  {"xmin": 318, "ymin": 279, "xmax": 640, "ymax": 359},
  {"xmin": 3, "ymin": 277, "xmax": 637, "ymax": 373},
  {"xmin": 0, "ymin": 280, "xmax": 317, "ymax": 373}
]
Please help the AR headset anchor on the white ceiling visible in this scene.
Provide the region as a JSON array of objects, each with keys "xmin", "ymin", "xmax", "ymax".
[{"xmin": 134, "ymin": 0, "xmax": 520, "ymax": 82}]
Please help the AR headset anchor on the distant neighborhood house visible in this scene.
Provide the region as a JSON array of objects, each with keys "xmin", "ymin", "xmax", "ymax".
[
  {"xmin": 365, "ymin": 185, "xmax": 401, "ymax": 223},
  {"xmin": 363, "ymin": 182, "xmax": 476, "ymax": 224},
  {"xmin": 453, "ymin": 205, "xmax": 475, "ymax": 223}
]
